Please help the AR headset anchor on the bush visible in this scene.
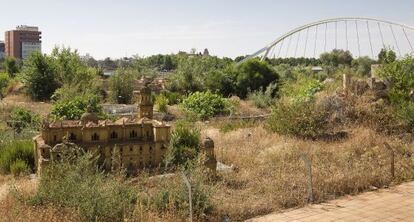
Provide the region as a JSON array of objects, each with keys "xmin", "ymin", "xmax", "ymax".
[
  {"xmin": 281, "ymin": 77, "xmax": 323, "ymax": 102},
  {"xmin": 27, "ymin": 153, "xmax": 136, "ymax": 221},
  {"xmin": 267, "ymin": 100, "xmax": 330, "ymax": 138},
  {"xmin": 10, "ymin": 159, "xmax": 29, "ymax": 176},
  {"xmin": 161, "ymin": 91, "xmax": 183, "ymax": 105},
  {"xmin": 155, "ymin": 94, "xmax": 168, "ymax": 113},
  {"xmin": 0, "ymin": 140, "xmax": 34, "ymax": 174},
  {"xmin": 181, "ymin": 91, "xmax": 231, "ymax": 120},
  {"xmin": 247, "ymin": 82, "xmax": 278, "ymax": 108},
  {"xmin": 0, "ymin": 72, "xmax": 10, "ymax": 96},
  {"xmin": 51, "ymin": 93, "xmax": 104, "ymax": 120},
  {"xmin": 9, "ymin": 107, "xmax": 41, "ymax": 133},
  {"xmin": 4, "ymin": 56, "xmax": 19, "ymax": 77},
  {"xmin": 165, "ymin": 121, "xmax": 201, "ymax": 167}
]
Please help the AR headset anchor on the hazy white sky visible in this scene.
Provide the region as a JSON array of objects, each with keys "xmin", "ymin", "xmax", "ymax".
[{"xmin": 1, "ymin": 0, "xmax": 414, "ymax": 59}]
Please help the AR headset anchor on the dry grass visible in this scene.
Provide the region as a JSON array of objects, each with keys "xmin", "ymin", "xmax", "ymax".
[{"xmin": 203, "ymin": 125, "xmax": 414, "ymax": 221}]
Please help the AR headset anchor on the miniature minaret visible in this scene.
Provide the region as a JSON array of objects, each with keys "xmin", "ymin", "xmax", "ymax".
[
  {"xmin": 138, "ymin": 78, "xmax": 153, "ymax": 119},
  {"xmin": 202, "ymin": 137, "xmax": 217, "ymax": 172}
]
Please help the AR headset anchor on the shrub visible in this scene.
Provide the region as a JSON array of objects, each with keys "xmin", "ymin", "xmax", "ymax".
[
  {"xmin": 0, "ymin": 72, "xmax": 10, "ymax": 96},
  {"xmin": 267, "ymin": 100, "xmax": 330, "ymax": 138},
  {"xmin": 139, "ymin": 158, "xmax": 214, "ymax": 218},
  {"xmin": 4, "ymin": 56, "xmax": 19, "ymax": 77},
  {"xmin": 10, "ymin": 159, "xmax": 29, "ymax": 176},
  {"xmin": 155, "ymin": 94, "xmax": 168, "ymax": 113},
  {"xmin": 0, "ymin": 140, "xmax": 34, "ymax": 174},
  {"xmin": 9, "ymin": 107, "xmax": 41, "ymax": 133},
  {"xmin": 161, "ymin": 91, "xmax": 183, "ymax": 105},
  {"xmin": 247, "ymin": 82, "xmax": 278, "ymax": 108},
  {"xmin": 27, "ymin": 153, "xmax": 137, "ymax": 221},
  {"xmin": 51, "ymin": 93, "xmax": 104, "ymax": 120},
  {"xmin": 181, "ymin": 91, "xmax": 231, "ymax": 120},
  {"xmin": 165, "ymin": 121, "xmax": 201, "ymax": 167},
  {"xmin": 281, "ymin": 77, "xmax": 323, "ymax": 102}
]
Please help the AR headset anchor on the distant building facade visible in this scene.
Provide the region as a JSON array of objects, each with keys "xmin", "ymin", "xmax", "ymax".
[
  {"xmin": 5, "ymin": 25, "xmax": 41, "ymax": 59},
  {"xmin": 0, "ymin": 41, "xmax": 4, "ymax": 59}
]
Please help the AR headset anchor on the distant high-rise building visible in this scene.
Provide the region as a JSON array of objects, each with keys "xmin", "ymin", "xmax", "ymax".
[
  {"xmin": 0, "ymin": 41, "xmax": 5, "ymax": 59},
  {"xmin": 5, "ymin": 25, "xmax": 41, "ymax": 59}
]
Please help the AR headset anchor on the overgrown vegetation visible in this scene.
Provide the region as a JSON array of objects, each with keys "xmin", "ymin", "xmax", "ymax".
[
  {"xmin": 9, "ymin": 107, "xmax": 41, "ymax": 133},
  {"xmin": 51, "ymin": 93, "xmax": 104, "ymax": 120},
  {"xmin": 0, "ymin": 140, "xmax": 34, "ymax": 174}
]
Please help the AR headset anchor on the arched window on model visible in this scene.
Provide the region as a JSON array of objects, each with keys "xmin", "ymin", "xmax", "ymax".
[
  {"xmin": 91, "ymin": 133, "xmax": 99, "ymax": 141},
  {"xmin": 130, "ymin": 130, "xmax": 137, "ymax": 138},
  {"xmin": 110, "ymin": 131, "xmax": 118, "ymax": 139}
]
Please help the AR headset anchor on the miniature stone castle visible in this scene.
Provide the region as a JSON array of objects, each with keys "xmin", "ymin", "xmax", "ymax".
[{"xmin": 33, "ymin": 84, "xmax": 216, "ymax": 174}]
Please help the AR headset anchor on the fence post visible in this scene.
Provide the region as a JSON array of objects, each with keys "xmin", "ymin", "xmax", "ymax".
[
  {"xmin": 384, "ymin": 142, "xmax": 395, "ymax": 180},
  {"xmin": 301, "ymin": 154, "xmax": 314, "ymax": 203},
  {"xmin": 181, "ymin": 172, "xmax": 193, "ymax": 222}
]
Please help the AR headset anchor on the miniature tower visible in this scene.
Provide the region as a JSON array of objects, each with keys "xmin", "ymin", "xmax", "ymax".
[{"xmin": 138, "ymin": 80, "xmax": 153, "ymax": 119}]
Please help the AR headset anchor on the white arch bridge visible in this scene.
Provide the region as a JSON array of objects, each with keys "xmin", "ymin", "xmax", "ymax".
[{"xmin": 243, "ymin": 17, "xmax": 414, "ymax": 62}]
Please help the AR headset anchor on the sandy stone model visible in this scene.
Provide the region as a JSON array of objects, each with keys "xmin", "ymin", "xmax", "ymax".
[{"xmin": 33, "ymin": 84, "xmax": 217, "ymax": 174}]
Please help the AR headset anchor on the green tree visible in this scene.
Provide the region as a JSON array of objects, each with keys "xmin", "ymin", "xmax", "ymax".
[
  {"xmin": 21, "ymin": 51, "xmax": 60, "ymax": 101},
  {"xmin": 378, "ymin": 48, "xmax": 397, "ymax": 64},
  {"xmin": 4, "ymin": 56, "xmax": 19, "ymax": 77},
  {"xmin": 233, "ymin": 59, "xmax": 279, "ymax": 98},
  {"xmin": 320, "ymin": 49, "xmax": 353, "ymax": 67},
  {"xmin": 51, "ymin": 93, "xmax": 104, "ymax": 120},
  {"xmin": 181, "ymin": 91, "xmax": 231, "ymax": 120},
  {"xmin": 109, "ymin": 68, "xmax": 135, "ymax": 104}
]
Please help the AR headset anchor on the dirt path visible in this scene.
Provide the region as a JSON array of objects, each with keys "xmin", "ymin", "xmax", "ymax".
[
  {"xmin": 248, "ymin": 181, "xmax": 414, "ymax": 222},
  {"xmin": 0, "ymin": 174, "xmax": 38, "ymax": 202}
]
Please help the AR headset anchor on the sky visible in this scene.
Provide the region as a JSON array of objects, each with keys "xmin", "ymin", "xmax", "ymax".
[{"xmin": 1, "ymin": 0, "xmax": 414, "ymax": 59}]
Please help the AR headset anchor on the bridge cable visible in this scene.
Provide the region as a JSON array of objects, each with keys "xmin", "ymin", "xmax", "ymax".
[
  {"xmin": 277, "ymin": 38, "xmax": 284, "ymax": 58},
  {"xmin": 390, "ymin": 24, "xmax": 401, "ymax": 56},
  {"xmin": 335, "ymin": 21, "xmax": 338, "ymax": 49},
  {"xmin": 345, "ymin": 21, "xmax": 349, "ymax": 51},
  {"xmin": 403, "ymin": 28, "xmax": 414, "ymax": 53},
  {"xmin": 314, "ymin": 25, "xmax": 318, "ymax": 57},
  {"xmin": 269, "ymin": 42, "xmax": 277, "ymax": 59},
  {"xmin": 355, "ymin": 21, "xmax": 361, "ymax": 57},
  {"xmin": 285, "ymin": 35, "xmax": 293, "ymax": 57},
  {"xmin": 324, "ymin": 23, "xmax": 328, "ymax": 52},
  {"xmin": 304, "ymin": 28, "xmax": 310, "ymax": 57},
  {"xmin": 294, "ymin": 31, "xmax": 301, "ymax": 57},
  {"xmin": 378, "ymin": 22, "xmax": 385, "ymax": 48},
  {"xmin": 366, "ymin": 21, "xmax": 375, "ymax": 58}
]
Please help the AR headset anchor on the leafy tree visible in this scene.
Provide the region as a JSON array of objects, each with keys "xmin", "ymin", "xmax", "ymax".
[
  {"xmin": 109, "ymin": 68, "xmax": 136, "ymax": 104},
  {"xmin": 204, "ymin": 68, "xmax": 236, "ymax": 96},
  {"xmin": 320, "ymin": 49, "xmax": 353, "ymax": 67},
  {"xmin": 21, "ymin": 51, "xmax": 60, "ymax": 101},
  {"xmin": 233, "ymin": 59, "xmax": 279, "ymax": 98},
  {"xmin": 4, "ymin": 56, "xmax": 19, "ymax": 77},
  {"xmin": 378, "ymin": 48, "xmax": 397, "ymax": 64}
]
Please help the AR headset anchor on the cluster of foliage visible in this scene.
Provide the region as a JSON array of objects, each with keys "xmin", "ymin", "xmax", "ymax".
[
  {"xmin": 281, "ymin": 77, "xmax": 324, "ymax": 102},
  {"xmin": 320, "ymin": 49, "xmax": 353, "ymax": 67},
  {"xmin": 4, "ymin": 57, "xmax": 19, "ymax": 77},
  {"xmin": 267, "ymin": 99, "xmax": 330, "ymax": 138},
  {"xmin": 9, "ymin": 107, "xmax": 41, "ymax": 133},
  {"xmin": 267, "ymin": 57, "xmax": 321, "ymax": 66},
  {"xmin": 0, "ymin": 72, "xmax": 10, "ymax": 96},
  {"xmin": 155, "ymin": 94, "xmax": 169, "ymax": 113},
  {"xmin": 51, "ymin": 93, "xmax": 104, "ymax": 120},
  {"xmin": 181, "ymin": 91, "xmax": 231, "ymax": 120},
  {"xmin": 21, "ymin": 47, "xmax": 100, "ymax": 101},
  {"xmin": 109, "ymin": 68, "xmax": 136, "ymax": 104},
  {"xmin": 166, "ymin": 121, "xmax": 201, "ymax": 166},
  {"xmin": 247, "ymin": 82, "xmax": 278, "ymax": 108},
  {"xmin": 27, "ymin": 153, "xmax": 136, "ymax": 221},
  {"xmin": 378, "ymin": 54, "xmax": 414, "ymax": 129},
  {"xmin": 0, "ymin": 140, "xmax": 34, "ymax": 175}
]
